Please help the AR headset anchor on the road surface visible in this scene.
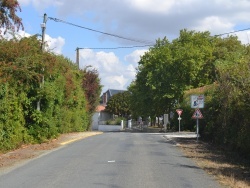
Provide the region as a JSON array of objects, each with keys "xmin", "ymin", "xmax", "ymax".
[{"xmin": 0, "ymin": 132, "xmax": 221, "ymax": 188}]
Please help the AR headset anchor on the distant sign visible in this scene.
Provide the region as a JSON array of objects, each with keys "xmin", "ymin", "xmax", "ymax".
[
  {"xmin": 192, "ymin": 109, "xmax": 203, "ymax": 119},
  {"xmin": 176, "ymin": 109, "xmax": 183, "ymax": 116},
  {"xmin": 191, "ymin": 95, "xmax": 204, "ymax": 108}
]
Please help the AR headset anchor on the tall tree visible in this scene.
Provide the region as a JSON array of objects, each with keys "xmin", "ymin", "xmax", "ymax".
[
  {"xmin": 81, "ymin": 67, "xmax": 102, "ymax": 114},
  {"xmin": 0, "ymin": 0, "xmax": 23, "ymax": 34},
  {"xmin": 129, "ymin": 37, "xmax": 175, "ymax": 119},
  {"xmin": 128, "ymin": 30, "xmax": 216, "ymax": 120}
]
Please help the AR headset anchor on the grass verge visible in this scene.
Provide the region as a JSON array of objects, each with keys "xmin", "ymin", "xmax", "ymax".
[{"xmin": 175, "ymin": 138, "xmax": 250, "ymax": 188}]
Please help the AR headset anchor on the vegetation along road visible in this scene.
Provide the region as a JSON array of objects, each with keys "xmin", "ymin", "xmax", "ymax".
[{"xmin": 0, "ymin": 132, "xmax": 221, "ymax": 188}]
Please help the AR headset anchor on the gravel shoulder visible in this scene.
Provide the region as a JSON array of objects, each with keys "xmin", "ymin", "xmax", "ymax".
[{"xmin": 172, "ymin": 137, "xmax": 250, "ymax": 188}]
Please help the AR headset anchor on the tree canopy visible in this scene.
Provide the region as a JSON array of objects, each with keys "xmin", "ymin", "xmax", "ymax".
[
  {"xmin": 128, "ymin": 29, "xmax": 250, "ymax": 157},
  {"xmin": 0, "ymin": 0, "xmax": 23, "ymax": 34},
  {"xmin": 105, "ymin": 91, "xmax": 131, "ymax": 117},
  {"xmin": 128, "ymin": 30, "xmax": 216, "ymax": 119}
]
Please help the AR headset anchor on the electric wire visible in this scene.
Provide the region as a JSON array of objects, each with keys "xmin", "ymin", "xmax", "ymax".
[
  {"xmin": 214, "ymin": 27, "xmax": 250, "ymax": 36},
  {"xmin": 48, "ymin": 17, "xmax": 154, "ymax": 45},
  {"xmin": 76, "ymin": 44, "xmax": 153, "ymax": 50},
  {"xmin": 48, "ymin": 16, "xmax": 250, "ymax": 49}
]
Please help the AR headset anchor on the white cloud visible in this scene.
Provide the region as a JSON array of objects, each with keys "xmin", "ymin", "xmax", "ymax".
[
  {"xmin": 234, "ymin": 31, "xmax": 250, "ymax": 45},
  {"xmin": 19, "ymin": 0, "xmax": 250, "ymax": 43},
  {"xmin": 102, "ymin": 75, "xmax": 128, "ymax": 91},
  {"xmin": 16, "ymin": 0, "xmax": 250, "ymax": 93},
  {"xmin": 18, "ymin": 0, "xmax": 63, "ymax": 11},
  {"xmin": 0, "ymin": 29, "xmax": 31, "ymax": 40},
  {"xmin": 18, "ymin": 0, "xmax": 31, "ymax": 6},
  {"xmin": 53, "ymin": 0, "xmax": 250, "ymax": 42},
  {"xmin": 79, "ymin": 49, "xmax": 138, "ymax": 92},
  {"xmin": 0, "ymin": 29, "xmax": 65, "ymax": 54},
  {"xmin": 192, "ymin": 16, "xmax": 234, "ymax": 35},
  {"xmin": 125, "ymin": 49, "xmax": 147, "ymax": 65},
  {"xmin": 127, "ymin": 0, "xmax": 176, "ymax": 13},
  {"xmin": 45, "ymin": 35, "xmax": 65, "ymax": 54}
]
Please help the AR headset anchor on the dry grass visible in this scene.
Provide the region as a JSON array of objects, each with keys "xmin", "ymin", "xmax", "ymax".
[{"xmin": 175, "ymin": 138, "xmax": 250, "ymax": 188}]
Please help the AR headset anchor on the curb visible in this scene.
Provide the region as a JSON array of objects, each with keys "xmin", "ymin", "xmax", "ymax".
[{"xmin": 60, "ymin": 132, "xmax": 103, "ymax": 146}]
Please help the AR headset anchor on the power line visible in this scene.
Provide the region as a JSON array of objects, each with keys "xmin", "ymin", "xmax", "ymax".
[
  {"xmin": 77, "ymin": 44, "xmax": 153, "ymax": 50},
  {"xmin": 214, "ymin": 27, "xmax": 250, "ymax": 36},
  {"xmin": 47, "ymin": 16, "xmax": 250, "ymax": 49},
  {"xmin": 48, "ymin": 17, "xmax": 153, "ymax": 44}
]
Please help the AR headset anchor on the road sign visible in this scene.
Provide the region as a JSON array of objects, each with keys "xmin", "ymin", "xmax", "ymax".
[
  {"xmin": 176, "ymin": 109, "xmax": 183, "ymax": 116},
  {"xmin": 192, "ymin": 109, "xmax": 203, "ymax": 119},
  {"xmin": 191, "ymin": 95, "xmax": 205, "ymax": 108},
  {"xmin": 176, "ymin": 109, "xmax": 183, "ymax": 132}
]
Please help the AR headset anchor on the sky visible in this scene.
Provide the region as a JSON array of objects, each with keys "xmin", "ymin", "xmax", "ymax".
[{"xmin": 10, "ymin": 0, "xmax": 250, "ymax": 93}]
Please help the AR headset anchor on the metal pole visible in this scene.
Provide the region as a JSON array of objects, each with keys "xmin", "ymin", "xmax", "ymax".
[
  {"xmin": 179, "ymin": 116, "xmax": 180, "ymax": 132},
  {"xmin": 196, "ymin": 118, "xmax": 199, "ymax": 141}
]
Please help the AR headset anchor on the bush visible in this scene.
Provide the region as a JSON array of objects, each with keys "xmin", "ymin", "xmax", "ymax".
[
  {"xmin": 0, "ymin": 36, "xmax": 99, "ymax": 152},
  {"xmin": 106, "ymin": 117, "xmax": 125, "ymax": 125}
]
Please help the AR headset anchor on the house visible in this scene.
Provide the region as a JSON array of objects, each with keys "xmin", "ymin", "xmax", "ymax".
[
  {"xmin": 92, "ymin": 89, "xmax": 127, "ymax": 130},
  {"xmin": 92, "ymin": 105, "xmax": 105, "ymax": 130},
  {"xmin": 101, "ymin": 89, "xmax": 126, "ymax": 106}
]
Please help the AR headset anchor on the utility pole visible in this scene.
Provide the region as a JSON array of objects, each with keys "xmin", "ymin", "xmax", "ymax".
[
  {"xmin": 41, "ymin": 13, "xmax": 47, "ymax": 52},
  {"xmin": 76, "ymin": 47, "xmax": 79, "ymax": 69},
  {"xmin": 37, "ymin": 13, "xmax": 47, "ymax": 111}
]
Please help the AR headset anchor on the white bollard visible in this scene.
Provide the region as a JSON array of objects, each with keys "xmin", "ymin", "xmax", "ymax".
[
  {"xmin": 121, "ymin": 120, "xmax": 124, "ymax": 130},
  {"xmin": 128, "ymin": 120, "xmax": 132, "ymax": 129}
]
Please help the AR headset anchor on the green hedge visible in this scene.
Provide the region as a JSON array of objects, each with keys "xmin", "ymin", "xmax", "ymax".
[{"xmin": 0, "ymin": 36, "xmax": 91, "ymax": 151}]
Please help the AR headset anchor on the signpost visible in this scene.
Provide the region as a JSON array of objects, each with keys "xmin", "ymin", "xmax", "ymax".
[
  {"xmin": 176, "ymin": 109, "xmax": 183, "ymax": 132},
  {"xmin": 192, "ymin": 108, "xmax": 203, "ymax": 141}
]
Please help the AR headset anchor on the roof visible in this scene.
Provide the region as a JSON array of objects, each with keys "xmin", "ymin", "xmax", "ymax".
[
  {"xmin": 96, "ymin": 105, "xmax": 106, "ymax": 112},
  {"xmin": 107, "ymin": 89, "xmax": 126, "ymax": 96}
]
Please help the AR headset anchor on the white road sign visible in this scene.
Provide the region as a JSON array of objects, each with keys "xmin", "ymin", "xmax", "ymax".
[{"xmin": 191, "ymin": 95, "xmax": 204, "ymax": 108}]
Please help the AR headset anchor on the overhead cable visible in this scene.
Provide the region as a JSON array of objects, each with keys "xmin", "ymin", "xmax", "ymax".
[
  {"xmin": 48, "ymin": 17, "xmax": 153, "ymax": 45},
  {"xmin": 214, "ymin": 27, "xmax": 250, "ymax": 36},
  {"xmin": 77, "ymin": 44, "xmax": 153, "ymax": 50}
]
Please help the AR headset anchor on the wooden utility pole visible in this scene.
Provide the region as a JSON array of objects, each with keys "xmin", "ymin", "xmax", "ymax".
[
  {"xmin": 41, "ymin": 13, "xmax": 47, "ymax": 52},
  {"xmin": 37, "ymin": 13, "xmax": 47, "ymax": 111}
]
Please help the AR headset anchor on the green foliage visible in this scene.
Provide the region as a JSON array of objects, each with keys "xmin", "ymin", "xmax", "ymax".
[
  {"xmin": 0, "ymin": 35, "xmax": 100, "ymax": 151},
  {"xmin": 81, "ymin": 68, "xmax": 102, "ymax": 114},
  {"xmin": 106, "ymin": 117, "xmax": 125, "ymax": 125},
  {"xmin": 129, "ymin": 30, "xmax": 250, "ymax": 157},
  {"xmin": 105, "ymin": 91, "xmax": 131, "ymax": 117},
  {"xmin": 129, "ymin": 30, "xmax": 216, "ymax": 120},
  {"xmin": 0, "ymin": 0, "xmax": 23, "ymax": 34},
  {"xmin": 178, "ymin": 36, "xmax": 250, "ymax": 157},
  {"xmin": 0, "ymin": 83, "xmax": 32, "ymax": 151},
  {"xmin": 81, "ymin": 67, "xmax": 102, "ymax": 130},
  {"xmin": 212, "ymin": 56, "xmax": 250, "ymax": 156}
]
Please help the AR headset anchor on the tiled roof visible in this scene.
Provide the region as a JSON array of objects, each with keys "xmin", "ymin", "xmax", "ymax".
[{"xmin": 96, "ymin": 105, "xmax": 106, "ymax": 112}]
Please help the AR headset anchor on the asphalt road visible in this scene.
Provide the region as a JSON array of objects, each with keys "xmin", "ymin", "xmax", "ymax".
[{"xmin": 0, "ymin": 132, "xmax": 221, "ymax": 188}]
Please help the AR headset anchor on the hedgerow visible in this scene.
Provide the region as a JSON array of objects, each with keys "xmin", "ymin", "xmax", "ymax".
[{"xmin": 0, "ymin": 35, "xmax": 100, "ymax": 151}]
